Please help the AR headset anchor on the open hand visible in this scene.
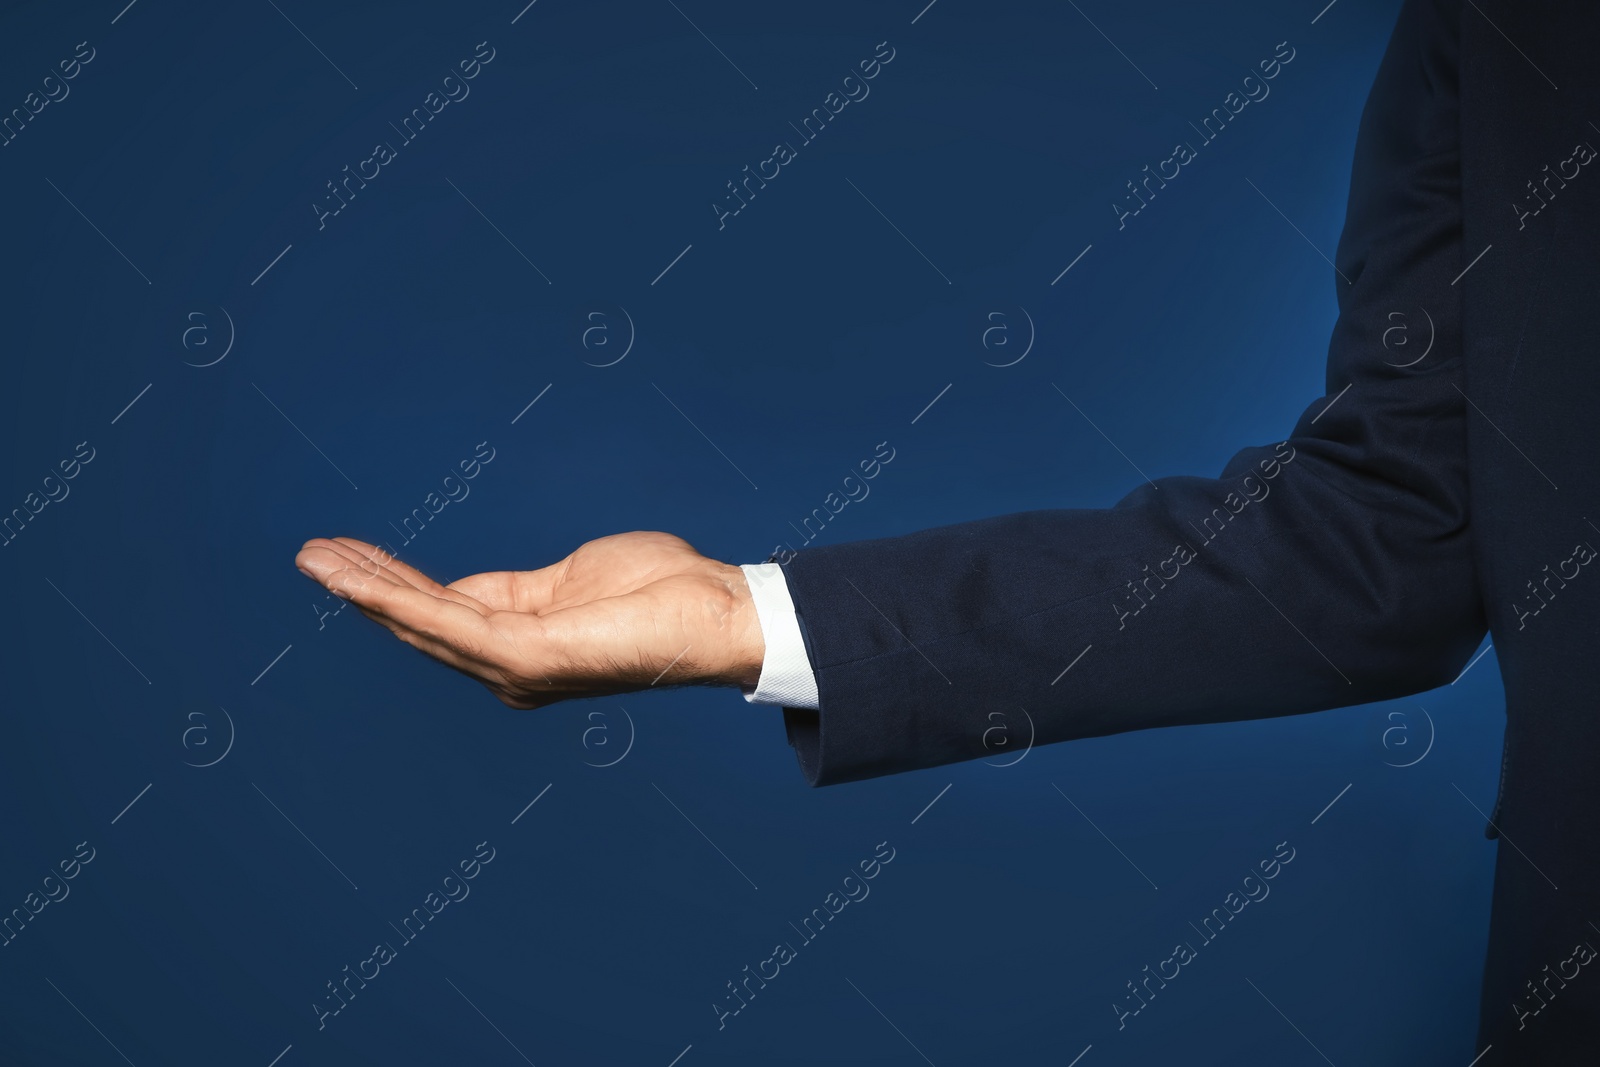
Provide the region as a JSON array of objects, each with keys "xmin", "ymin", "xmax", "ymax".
[{"xmin": 294, "ymin": 532, "xmax": 764, "ymax": 709}]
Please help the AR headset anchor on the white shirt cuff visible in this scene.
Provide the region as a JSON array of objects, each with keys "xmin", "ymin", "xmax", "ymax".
[{"xmin": 738, "ymin": 563, "xmax": 821, "ymax": 710}]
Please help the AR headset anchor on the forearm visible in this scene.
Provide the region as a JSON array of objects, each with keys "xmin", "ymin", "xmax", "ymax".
[{"xmin": 777, "ymin": 428, "xmax": 1484, "ymax": 784}]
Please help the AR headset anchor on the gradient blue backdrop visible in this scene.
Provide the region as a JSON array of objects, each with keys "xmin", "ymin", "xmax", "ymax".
[{"xmin": 0, "ymin": 1, "xmax": 1503, "ymax": 1064}]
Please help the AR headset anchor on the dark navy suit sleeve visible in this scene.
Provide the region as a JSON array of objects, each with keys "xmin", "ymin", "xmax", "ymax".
[{"xmin": 778, "ymin": 0, "xmax": 1484, "ymax": 786}]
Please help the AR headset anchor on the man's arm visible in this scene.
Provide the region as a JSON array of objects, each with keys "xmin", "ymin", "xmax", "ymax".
[
  {"xmin": 295, "ymin": 0, "xmax": 1482, "ymax": 785},
  {"xmin": 775, "ymin": 0, "xmax": 1483, "ymax": 784}
]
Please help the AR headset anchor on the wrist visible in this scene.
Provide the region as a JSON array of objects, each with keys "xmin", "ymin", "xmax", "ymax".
[{"xmin": 709, "ymin": 561, "xmax": 765, "ymax": 689}]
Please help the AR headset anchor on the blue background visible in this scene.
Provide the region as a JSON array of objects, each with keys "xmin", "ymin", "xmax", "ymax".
[{"xmin": 0, "ymin": 1, "xmax": 1503, "ymax": 1064}]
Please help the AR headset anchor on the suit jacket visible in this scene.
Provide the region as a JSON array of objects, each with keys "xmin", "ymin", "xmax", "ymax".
[{"xmin": 776, "ymin": 0, "xmax": 1599, "ymax": 1059}]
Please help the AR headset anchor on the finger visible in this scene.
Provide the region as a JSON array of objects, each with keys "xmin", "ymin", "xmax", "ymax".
[
  {"xmin": 299, "ymin": 538, "xmax": 400, "ymax": 581},
  {"xmin": 327, "ymin": 537, "xmax": 425, "ymax": 586},
  {"xmin": 443, "ymin": 532, "xmax": 697, "ymax": 614},
  {"xmin": 331, "ymin": 566, "xmax": 524, "ymax": 684},
  {"xmin": 300, "ymin": 542, "xmax": 556, "ymax": 690},
  {"xmin": 347, "ymin": 601, "xmax": 479, "ymax": 670},
  {"xmin": 297, "ymin": 542, "xmax": 556, "ymax": 699},
  {"xmin": 448, "ymin": 563, "xmax": 570, "ymax": 614},
  {"xmin": 327, "ymin": 565, "xmax": 477, "ymax": 639},
  {"xmin": 389, "ymin": 599, "xmax": 556, "ymax": 700},
  {"xmin": 346, "ymin": 599, "xmax": 544, "ymax": 708},
  {"xmin": 297, "ymin": 537, "xmax": 491, "ymax": 619},
  {"xmin": 296, "ymin": 542, "xmax": 405, "ymax": 593},
  {"xmin": 445, "ymin": 571, "xmax": 524, "ymax": 612},
  {"xmin": 329, "ymin": 537, "xmax": 490, "ymax": 615}
]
